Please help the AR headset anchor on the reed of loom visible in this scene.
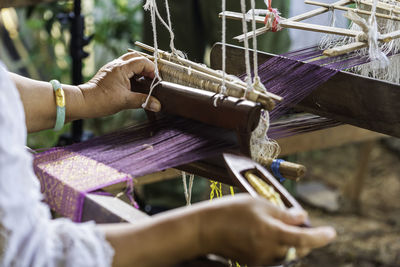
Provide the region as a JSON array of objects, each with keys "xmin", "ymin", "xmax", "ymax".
[
  {"xmin": 221, "ymin": 0, "xmax": 400, "ymax": 57},
  {"xmin": 131, "ymin": 42, "xmax": 283, "ymax": 111}
]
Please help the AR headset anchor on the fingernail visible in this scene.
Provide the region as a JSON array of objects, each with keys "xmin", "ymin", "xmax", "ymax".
[
  {"xmin": 149, "ymin": 101, "xmax": 161, "ymax": 112},
  {"xmin": 289, "ymin": 209, "xmax": 307, "ymax": 221}
]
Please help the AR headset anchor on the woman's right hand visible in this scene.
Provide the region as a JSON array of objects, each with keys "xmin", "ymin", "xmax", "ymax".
[{"xmin": 200, "ymin": 194, "xmax": 336, "ymax": 266}]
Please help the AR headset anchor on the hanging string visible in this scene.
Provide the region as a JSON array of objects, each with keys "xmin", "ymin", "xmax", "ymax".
[
  {"xmin": 143, "ymin": 0, "xmax": 162, "ymax": 109},
  {"xmin": 240, "ymin": 0, "xmax": 253, "ymax": 96},
  {"xmin": 344, "ymin": 5, "xmax": 389, "ymax": 68},
  {"xmin": 368, "ymin": 0, "xmax": 390, "ymax": 68},
  {"xmin": 214, "ymin": 0, "xmax": 228, "ymax": 107},
  {"xmin": 182, "ymin": 171, "xmax": 194, "ymax": 206},
  {"xmin": 250, "ymin": 0, "xmax": 268, "ymax": 93},
  {"xmin": 246, "ymin": 0, "xmax": 280, "ymax": 163},
  {"xmin": 143, "ymin": 0, "xmax": 188, "ymax": 109}
]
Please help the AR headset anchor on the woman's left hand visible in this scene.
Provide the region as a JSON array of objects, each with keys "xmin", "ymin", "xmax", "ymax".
[{"xmin": 78, "ymin": 51, "xmax": 161, "ymax": 118}]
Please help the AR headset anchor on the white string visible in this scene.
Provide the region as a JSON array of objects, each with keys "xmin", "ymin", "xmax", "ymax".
[
  {"xmin": 368, "ymin": 0, "xmax": 390, "ymax": 68},
  {"xmin": 250, "ymin": 0, "xmax": 268, "ymax": 93},
  {"xmin": 240, "ymin": 0, "xmax": 253, "ymax": 96},
  {"xmin": 157, "ymin": 0, "xmax": 186, "ymax": 58},
  {"xmin": 214, "ymin": 0, "xmax": 228, "ymax": 107},
  {"xmin": 250, "ymin": 0, "xmax": 259, "ymax": 80},
  {"xmin": 249, "ymin": 0, "xmax": 280, "ymax": 162},
  {"xmin": 143, "ymin": 0, "xmax": 188, "ymax": 109},
  {"xmin": 221, "ymin": 0, "xmax": 227, "ymax": 94},
  {"xmin": 182, "ymin": 172, "xmax": 194, "ymax": 206},
  {"xmin": 143, "ymin": 0, "xmax": 162, "ymax": 109}
]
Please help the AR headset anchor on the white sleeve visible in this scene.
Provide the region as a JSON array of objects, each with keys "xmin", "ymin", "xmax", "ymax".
[{"xmin": 0, "ymin": 63, "xmax": 114, "ymax": 267}]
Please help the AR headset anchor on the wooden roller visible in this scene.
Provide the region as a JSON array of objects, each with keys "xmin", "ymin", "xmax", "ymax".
[
  {"xmin": 260, "ymin": 158, "xmax": 307, "ymax": 181},
  {"xmin": 131, "ymin": 76, "xmax": 262, "ymax": 134}
]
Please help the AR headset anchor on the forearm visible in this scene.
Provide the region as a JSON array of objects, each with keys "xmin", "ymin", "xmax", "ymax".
[
  {"xmin": 98, "ymin": 205, "xmax": 211, "ymax": 267},
  {"xmin": 9, "ymin": 72, "xmax": 86, "ymax": 133}
]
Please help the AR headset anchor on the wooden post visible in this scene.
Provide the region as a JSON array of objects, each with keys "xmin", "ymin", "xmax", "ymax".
[{"xmin": 344, "ymin": 141, "xmax": 375, "ymax": 212}]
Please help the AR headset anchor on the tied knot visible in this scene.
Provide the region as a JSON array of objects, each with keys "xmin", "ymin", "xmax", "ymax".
[
  {"xmin": 264, "ymin": 8, "xmax": 281, "ymax": 32},
  {"xmin": 345, "ymin": 10, "xmax": 389, "ymax": 68},
  {"xmin": 252, "ymin": 76, "xmax": 267, "ymax": 93},
  {"xmin": 143, "ymin": 0, "xmax": 154, "ymax": 11}
]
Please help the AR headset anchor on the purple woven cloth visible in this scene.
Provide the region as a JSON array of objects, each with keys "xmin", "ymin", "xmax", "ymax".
[{"xmin": 34, "ymin": 116, "xmax": 236, "ymax": 221}]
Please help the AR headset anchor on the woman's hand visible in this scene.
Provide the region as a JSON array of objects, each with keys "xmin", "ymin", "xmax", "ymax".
[
  {"xmin": 101, "ymin": 194, "xmax": 336, "ymax": 267},
  {"xmin": 200, "ymin": 195, "xmax": 336, "ymax": 265},
  {"xmin": 78, "ymin": 51, "xmax": 161, "ymax": 118},
  {"xmin": 11, "ymin": 52, "xmax": 160, "ymax": 132}
]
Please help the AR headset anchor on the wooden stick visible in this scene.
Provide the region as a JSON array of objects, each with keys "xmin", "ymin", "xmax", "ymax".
[
  {"xmin": 305, "ymin": 0, "xmax": 400, "ymax": 21},
  {"xmin": 233, "ymin": 0, "xmax": 353, "ymax": 42},
  {"xmin": 133, "ymin": 42, "xmax": 282, "ymax": 102},
  {"xmin": 381, "ymin": 29, "xmax": 400, "ymax": 42},
  {"xmin": 132, "ymin": 49, "xmax": 277, "ymax": 110},
  {"xmin": 292, "ymin": 0, "xmax": 353, "ymax": 21},
  {"xmin": 323, "ymin": 41, "xmax": 367, "ymax": 57},
  {"xmin": 358, "ymin": 0, "xmax": 400, "ymax": 15},
  {"xmin": 323, "ymin": 28, "xmax": 400, "ymax": 56},
  {"xmin": 260, "ymin": 158, "xmax": 307, "ymax": 181},
  {"xmin": 222, "ymin": 11, "xmax": 363, "ymax": 38}
]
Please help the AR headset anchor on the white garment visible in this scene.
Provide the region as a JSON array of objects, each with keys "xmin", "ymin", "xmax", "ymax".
[{"xmin": 0, "ymin": 62, "xmax": 114, "ymax": 267}]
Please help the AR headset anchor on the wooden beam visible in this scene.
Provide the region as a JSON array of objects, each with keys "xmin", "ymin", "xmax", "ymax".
[
  {"xmin": 81, "ymin": 193, "xmax": 150, "ymax": 224},
  {"xmin": 277, "ymin": 125, "xmax": 385, "ymax": 156},
  {"xmin": 210, "ymin": 43, "xmax": 400, "ymax": 137}
]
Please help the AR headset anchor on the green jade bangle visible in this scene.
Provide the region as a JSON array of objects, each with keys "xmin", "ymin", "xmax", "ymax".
[{"xmin": 50, "ymin": 80, "xmax": 66, "ymax": 131}]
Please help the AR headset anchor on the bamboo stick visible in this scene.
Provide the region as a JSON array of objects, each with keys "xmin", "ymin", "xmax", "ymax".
[
  {"xmin": 305, "ymin": 0, "xmax": 400, "ymax": 21},
  {"xmin": 323, "ymin": 28, "xmax": 400, "ymax": 56},
  {"xmin": 131, "ymin": 49, "xmax": 277, "ymax": 110},
  {"xmin": 380, "ymin": 29, "xmax": 400, "ymax": 42},
  {"xmin": 222, "ymin": 11, "xmax": 364, "ymax": 38},
  {"xmin": 260, "ymin": 158, "xmax": 306, "ymax": 181},
  {"xmin": 323, "ymin": 41, "xmax": 367, "ymax": 56},
  {"xmin": 358, "ymin": 0, "xmax": 400, "ymax": 15},
  {"xmin": 232, "ymin": 0, "xmax": 353, "ymax": 42},
  {"xmin": 133, "ymin": 42, "xmax": 283, "ymax": 103}
]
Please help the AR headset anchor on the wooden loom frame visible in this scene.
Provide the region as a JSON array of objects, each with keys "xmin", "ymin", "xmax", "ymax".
[{"xmin": 220, "ymin": 0, "xmax": 400, "ymax": 57}]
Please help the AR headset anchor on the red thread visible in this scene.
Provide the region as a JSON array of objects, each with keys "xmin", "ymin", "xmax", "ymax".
[{"xmin": 264, "ymin": 0, "xmax": 280, "ymax": 32}]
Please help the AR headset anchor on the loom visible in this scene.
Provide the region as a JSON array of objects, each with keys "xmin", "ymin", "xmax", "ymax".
[
  {"xmin": 29, "ymin": 1, "xmax": 400, "ymax": 266},
  {"xmin": 34, "ymin": 0, "xmax": 400, "ymax": 223}
]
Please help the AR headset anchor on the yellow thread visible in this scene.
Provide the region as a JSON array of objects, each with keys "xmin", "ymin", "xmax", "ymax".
[
  {"xmin": 209, "ymin": 180, "xmax": 223, "ymax": 201},
  {"xmin": 245, "ymin": 172, "xmax": 285, "ymax": 209},
  {"xmin": 230, "ymin": 186, "xmax": 235, "ymax": 196}
]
